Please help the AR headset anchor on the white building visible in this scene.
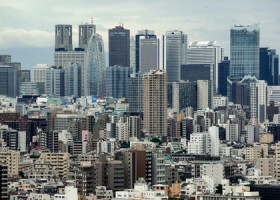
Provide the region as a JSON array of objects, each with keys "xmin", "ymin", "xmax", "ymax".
[
  {"xmin": 197, "ymin": 80, "xmax": 213, "ymax": 110},
  {"xmin": 54, "ymin": 186, "xmax": 78, "ymax": 200},
  {"xmin": 213, "ymin": 96, "xmax": 228, "ymax": 109},
  {"xmin": 267, "ymin": 86, "xmax": 280, "ymax": 106},
  {"xmin": 225, "ymin": 121, "xmax": 239, "ymax": 142},
  {"xmin": 97, "ymin": 140, "xmax": 115, "ymax": 154},
  {"xmin": 187, "ymin": 41, "xmax": 223, "ymax": 92},
  {"xmin": 33, "ymin": 64, "xmax": 50, "ymax": 85}
]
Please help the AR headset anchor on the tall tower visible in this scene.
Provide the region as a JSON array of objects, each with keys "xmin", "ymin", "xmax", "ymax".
[
  {"xmin": 197, "ymin": 80, "xmax": 213, "ymax": 110},
  {"xmin": 45, "ymin": 66, "xmax": 65, "ymax": 96},
  {"xmin": 55, "ymin": 25, "xmax": 73, "ymax": 51},
  {"xmin": 187, "ymin": 41, "xmax": 223, "ymax": 93},
  {"xmin": 85, "ymin": 33, "xmax": 106, "ymax": 96},
  {"xmin": 230, "ymin": 24, "xmax": 260, "ymax": 79},
  {"xmin": 79, "ymin": 24, "xmax": 96, "ymax": 50},
  {"xmin": 163, "ymin": 30, "xmax": 188, "ymax": 82},
  {"xmin": 143, "ymin": 70, "xmax": 167, "ymax": 137},
  {"xmin": 109, "ymin": 25, "xmax": 130, "ymax": 66}
]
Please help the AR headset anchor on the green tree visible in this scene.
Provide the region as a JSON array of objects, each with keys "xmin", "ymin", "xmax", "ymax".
[{"xmin": 216, "ymin": 184, "xmax": 223, "ymax": 194}]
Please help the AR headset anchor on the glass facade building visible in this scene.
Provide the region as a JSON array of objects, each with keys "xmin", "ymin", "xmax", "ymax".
[
  {"xmin": 181, "ymin": 64, "xmax": 213, "ymax": 82},
  {"xmin": 218, "ymin": 57, "xmax": 230, "ymax": 96},
  {"xmin": 230, "ymin": 24, "xmax": 260, "ymax": 79}
]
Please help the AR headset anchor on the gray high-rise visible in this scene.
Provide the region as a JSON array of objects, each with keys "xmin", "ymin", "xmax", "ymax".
[
  {"xmin": 163, "ymin": 30, "xmax": 188, "ymax": 82},
  {"xmin": 79, "ymin": 24, "xmax": 96, "ymax": 50},
  {"xmin": 230, "ymin": 24, "xmax": 260, "ymax": 79},
  {"xmin": 65, "ymin": 63, "xmax": 82, "ymax": 97},
  {"xmin": 106, "ymin": 66, "xmax": 132, "ymax": 98},
  {"xmin": 55, "ymin": 25, "xmax": 73, "ymax": 51},
  {"xmin": 128, "ymin": 73, "xmax": 143, "ymax": 113},
  {"xmin": 109, "ymin": 26, "xmax": 130, "ymax": 66},
  {"xmin": 45, "ymin": 66, "xmax": 65, "ymax": 96},
  {"xmin": 0, "ymin": 65, "xmax": 17, "ymax": 97}
]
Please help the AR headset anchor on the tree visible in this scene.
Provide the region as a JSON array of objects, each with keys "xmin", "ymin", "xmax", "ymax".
[
  {"xmin": 216, "ymin": 184, "xmax": 223, "ymax": 194},
  {"xmin": 120, "ymin": 141, "xmax": 130, "ymax": 148},
  {"xmin": 151, "ymin": 138, "xmax": 161, "ymax": 143},
  {"xmin": 19, "ymin": 171, "xmax": 25, "ymax": 178}
]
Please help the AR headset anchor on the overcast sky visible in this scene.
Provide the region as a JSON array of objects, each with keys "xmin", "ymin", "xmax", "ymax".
[{"xmin": 0, "ymin": 0, "xmax": 279, "ymax": 68}]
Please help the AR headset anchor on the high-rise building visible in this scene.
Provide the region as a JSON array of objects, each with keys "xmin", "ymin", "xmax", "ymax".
[
  {"xmin": 250, "ymin": 80, "xmax": 267, "ymax": 123},
  {"xmin": 65, "ymin": 63, "xmax": 82, "ymax": 97},
  {"xmin": 229, "ymin": 24, "xmax": 260, "ymax": 79},
  {"xmin": 181, "ymin": 64, "xmax": 213, "ymax": 82},
  {"xmin": 106, "ymin": 66, "xmax": 132, "ymax": 98},
  {"xmin": 0, "ymin": 164, "xmax": 8, "ymax": 200},
  {"xmin": 187, "ymin": 41, "xmax": 223, "ymax": 92},
  {"xmin": 33, "ymin": 64, "xmax": 50, "ymax": 87},
  {"xmin": 259, "ymin": 48, "xmax": 279, "ymax": 86},
  {"xmin": 218, "ymin": 57, "xmax": 230, "ymax": 96},
  {"xmin": 168, "ymin": 81, "xmax": 197, "ymax": 112},
  {"xmin": 109, "ymin": 25, "xmax": 130, "ymax": 66},
  {"xmin": 79, "ymin": 23, "xmax": 96, "ymax": 50},
  {"xmin": 20, "ymin": 70, "xmax": 31, "ymax": 83},
  {"xmin": 130, "ymin": 36, "xmax": 136, "ymax": 73},
  {"xmin": 128, "ymin": 73, "xmax": 143, "ymax": 113},
  {"xmin": 0, "ymin": 55, "xmax": 11, "ymax": 64},
  {"xmin": 55, "ymin": 24, "xmax": 73, "ymax": 51},
  {"xmin": 197, "ymin": 80, "xmax": 213, "ymax": 110},
  {"xmin": 85, "ymin": 33, "xmax": 106, "ymax": 96},
  {"xmin": 0, "ymin": 151, "xmax": 19, "ymax": 178},
  {"xmin": 139, "ymin": 36, "xmax": 159, "ymax": 73},
  {"xmin": 0, "ymin": 65, "xmax": 17, "ymax": 97},
  {"xmin": 54, "ymin": 50, "xmax": 86, "ymax": 95},
  {"xmin": 163, "ymin": 30, "xmax": 188, "ymax": 82},
  {"xmin": 135, "ymin": 30, "xmax": 157, "ymax": 73},
  {"xmin": 143, "ymin": 70, "xmax": 167, "ymax": 137},
  {"xmin": 45, "ymin": 66, "xmax": 65, "ymax": 96},
  {"xmin": 20, "ymin": 82, "xmax": 45, "ymax": 96},
  {"xmin": 267, "ymin": 86, "xmax": 280, "ymax": 107},
  {"xmin": 275, "ymin": 142, "xmax": 280, "ymax": 181}
]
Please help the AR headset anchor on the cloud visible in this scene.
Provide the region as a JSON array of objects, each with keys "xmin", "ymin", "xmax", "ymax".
[{"xmin": 0, "ymin": 29, "xmax": 53, "ymax": 48}]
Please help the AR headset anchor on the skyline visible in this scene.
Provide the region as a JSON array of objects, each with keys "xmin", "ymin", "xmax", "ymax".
[{"xmin": 0, "ymin": 0, "xmax": 280, "ymax": 70}]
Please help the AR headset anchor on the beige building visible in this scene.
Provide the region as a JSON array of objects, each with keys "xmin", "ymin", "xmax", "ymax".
[
  {"xmin": 245, "ymin": 147, "xmax": 261, "ymax": 161},
  {"xmin": 275, "ymin": 142, "xmax": 280, "ymax": 181},
  {"xmin": 32, "ymin": 153, "xmax": 70, "ymax": 180},
  {"xmin": 260, "ymin": 133, "xmax": 274, "ymax": 144},
  {"xmin": 256, "ymin": 158, "xmax": 274, "ymax": 176},
  {"xmin": 143, "ymin": 70, "xmax": 167, "ymax": 137},
  {"xmin": 0, "ymin": 151, "xmax": 19, "ymax": 178}
]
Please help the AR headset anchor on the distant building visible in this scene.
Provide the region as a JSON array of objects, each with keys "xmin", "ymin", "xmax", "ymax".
[
  {"xmin": 79, "ymin": 23, "xmax": 96, "ymax": 50},
  {"xmin": 109, "ymin": 25, "xmax": 130, "ymax": 66},
  {"xmin": 45, "ymin": 66, "xmax": 65, "ymax": 96},
  {"xmin": 218, "ymin": 57, "xmax": 230, "ymax": 96},
  {"xmin": 65, "ymin": 63, "xmax": 82, "ymax": 97},
  {"xmin": 20, "ymin": 82, "xmax": 45, "ymax": 96},
  {"xmin": 181, "ymin": 64, "xmax": 213, "ymax": 82},
  {"xmin": 128, "ymin": 73, "xmax": 143, "ymax": 113},
  {"xmin": 33, "ymin": 64, "xmax": 50, "ymax": 87},
  {"xmin": 0, "ymin": 65, "xmax": 17, "ymax": 97},
  {"xmin": 55, "ymin": 24, "xmax": 73, "ymax": 51},
  {"xmin": 20, "ymin": 70, "xmax": 31, "ymax": 83},
  {"xmin": 197, "ymin": 80, "xmax": 213, "ymax": 110}
]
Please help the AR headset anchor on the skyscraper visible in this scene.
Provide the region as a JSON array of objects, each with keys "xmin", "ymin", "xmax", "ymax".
[
  {"xmin": 65, "ymin": 63, "xmax": 82, "ymax": 97},
  {"xmin": 128, "ymin": 73, "xmax": 143, "ymax": 113},
  {"xmin": 79, "ymin": 24, "xmax": 96, "ymax": 50},
  {"xmin": 0, "ymin": 65, "xmax": 17, "ymax": 97},
  {"xmin": 230, "ymin": 24, "xmax": 260, "ymax": 79},
  {"xmin": 20, "ymin": 70, "xmax": 31, "ymax": 83},
  {"xmin": 130, "ymin": 36, "xmax": 136, "ymax": 73},
  {"xmin": 45, "ymin": 66, "xmax": 65, "ymax": 96},
  {"xmin": 163, "ymin": 30, "xmax": 188, "ymax": 82},
  {"xmin": 187, "ymin": 41, "xmax": 223, "ymax": 92},
  {"xmin": 197, "ymin": 80, "xmax": 213, "ymax": 110},
  {"xmin": 109, "ymin": 25, "xmax": 130, "ymax": 66},
  {"xmin": 85, "ymin": 33, "xmax": 106, "ymax": 96},
  {"xmin": 135, "ymin": 30, "xmax": 157, "ymax": 73},
  {"xmin": 259, "ymin": 48, "xmax": 279, "ymax": 86},
  {"xmin": 181, "ymin": 64, "xmax": 213, "ymax": 82},
  {"xmin": 139, "ymin": 35, "xmax": 159, "ymax": 73},
  {"xmin": 33, "ymin": 64, "xmax": 50, "ymax": 86},
  {"xmin": 55, "ymin": 24, "xmax": 73, "ymax": 51},
  {"xmin": 106, "ymin": 66, "xmax": 132, "ymax": 98},
  {"xmin": 218, "ymin": 57, "xmax": 230, "ymax": 96},
  {"xmin": 143, "ymin": 70, "xmax": 167, "ymax": 137}
]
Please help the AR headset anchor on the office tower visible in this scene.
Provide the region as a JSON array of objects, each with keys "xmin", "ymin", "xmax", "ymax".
[
  {"xmin": 109, "ymin": 25, "xmax": 130, "ymax": 66},
  {"xmin": 250, "ymin": 80, "xmax": 267, "ymax": 123},
  {"xmin": 218, "ymin": 57, "xmax": 230, "ymax": 96},
  {"xmin": 79, "ymin": 23, "xmax": 96, "ymax": 50},
  {"xmin": 85, "ymin": 33, "xmax": 106, "ymax": 96},
  {"xmin": 181, "ymin": 64, "xmax": 213, "ymax": 82},
  {"xmin": 267, "ymin": 86, "xmax": 280, "ymax": 107},
  {"xmin": 20, "ymin": 70, "xmax": 31, "ymax": 82},
  {"xmin": 197, "ymin": 80, "xmax": 213, "ymax": 110},
  {"xmin": 187, "ymin": 41, "xmax": 223, "ymax": 92},
  {"xmin": 33, "ymin": 64, "xmax": 50, "ymax": 85},
  {"xmin": 230, "ymin": 24, "xmax": 260, "ymax": 79},
  {"xmin": 55, "ymin": 24, "xmax": 73, "ymax": 51},
  {"xmin": 54, "ymin": 50, "xmax": 86, "ymax": 95},
  {"xmin": 0, "ymin": 65, "xmax": 17, "ymax": 97},
  {"xmin": 143, "ymin": 70, "xmax": 167, "ymax": 137},
  {"xmin": 106, "ymin": 66, "xmax": 132, "ymax": 98},
  {"xmin": 0, "ymin": 164, "xmax": 8, "ymax": 200},
  {"xmin": 135, "ymin": 30, "xmax": 157, "ymax": 73},
  {"xmin": 0, "ymin": 55, "xmax": 11, "ymax": 64},
  {"xmin": 65, "ymin": 63, "xmax": 82, "ymax": 97},
  {"xmin": 163, "ymin": 30, "xmax": 188, "ymax": 82},
  {"xmin": 128, "ymin": 73, "xmax": 143, "ymax": 113},
  {"xmin": 168, "ymin": 81, "xmax": 197, "ymax": 112},
  {"xmin": 20, "ymin": 82, "xmax": 45, "ymax": 96},
  {"xmin": 130, "ymin": 36, "xmax": 136, "ymax": 72},
  {"xmin": 259, "ymin": 48, "xmax": 279, "ymax": 86},
  {"xmin": 45, "ymin": 66, "xmax": 65, "ymax": 96},
  {"xmin": 139, "ymin": 35, "xmax": 159, "ymax": 73}
]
